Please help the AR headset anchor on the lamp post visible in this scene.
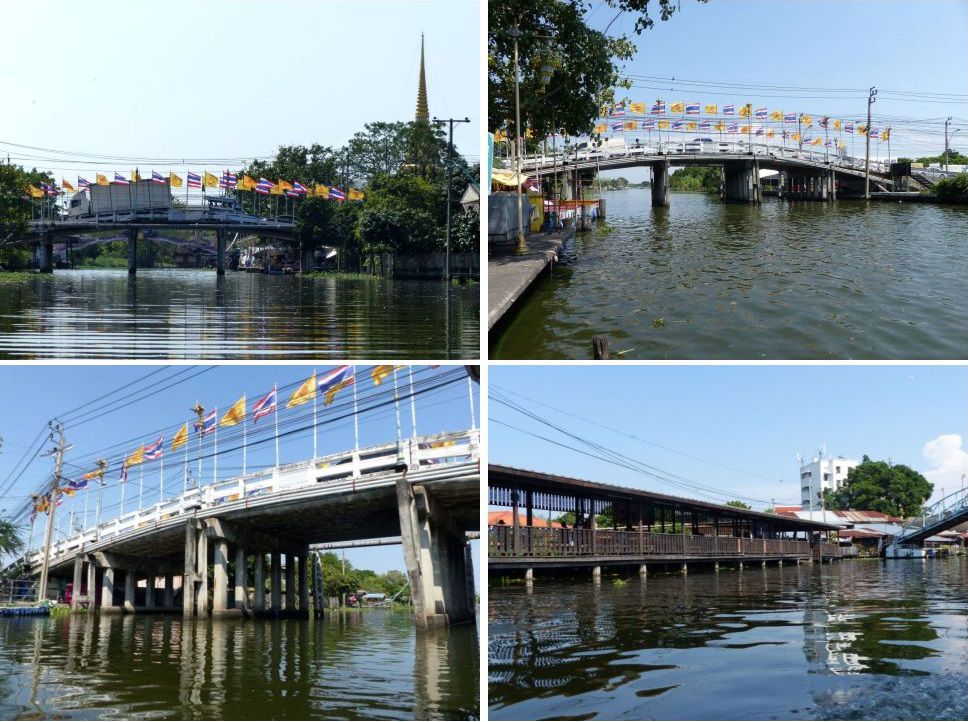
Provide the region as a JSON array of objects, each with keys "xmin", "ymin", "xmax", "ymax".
[{"xmin": 509, "ymin": 26, "xmax": 528, "ymax": 255}]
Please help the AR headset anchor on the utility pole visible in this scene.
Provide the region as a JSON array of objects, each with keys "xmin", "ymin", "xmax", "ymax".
[
  {"xmin": 864, "ymin": 86, "xmax": 877, "ymax": 199},
  {"xmin": 509, "ymin": 26, "xmax": 528, "ymax": 255},
  {"xmin": 37, "ymin": 421, "xmax": 68, "ymax": 603},
  {"xmin": 433, "ymin": 116, "xmax": 470, "ymax": 283},
  {"xmin": 944, "ymin": 116, "xmax": 952, "ymax": 172}
]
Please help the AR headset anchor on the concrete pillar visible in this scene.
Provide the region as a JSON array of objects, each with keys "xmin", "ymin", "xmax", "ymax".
[
  {"xmin": 300, "ymin": 243, "xmax": 315, "ymax": 274},
  {"xmin": 752, "ymin": 159, "xmax": 761, "ymax": 203},
  {"xmin": 270, "ymin": 552, "xmax": 282, "ymax": 612},
  {"xmin": 145, "ymin": 577, "xmax": 156, "ymax": 609},
  {"xmin": 71, "ymin": 555, "xmax": 84, "ymax": 611},
  {"xmin": 127, "ymin": 228, "xmax": 138, "ymax": 275},
  {"xmin": 216, "ymin": 228, "xmax": 226, "ymax": 275},
  {"xmin": 651, "ymin": 160, "xmax": 670, "ymax": 207},
  {"xmin": 714, "ymin": 561, "xmax": 719, "ymax": 573},
  {"xmin": 681, "ymin": 563, "xmax": 688, "ymax": 575},
  {"xmin": 738, "ymin": 561, "xmax": 744, "ymax": 571},
  {"xmin": 37, "ymin": 234, "xmax": 54, "ymax": 273},
  {"xmin": 298, "ymin": 554, "xmax": 309, "ymax": 613},
  {"xmin": 123, "ymin": 571, "xmax": 135, "ymax": 612},
  {"xmin": 463, "ymin": 543, "xmax": 476, "ymax": 615},
  {"xmin": 830, "ymin": 169, "xmax": 837, "ymax": 201},
  {"xmin": 591, "ymin": 566, "xmax": 601, "ymax": 582},
  {"xmin": 778, "ymin": 559, "xmax": 783, "ymax": 567},
  {"xmin": 212, "ymin": 538, "xmax": 229, "ymax": 614},
  {"xmin": 195, "ymin": 527, "xmax": 209, "ymax": 618},
  {"xmin": 723, "ymin": 161, "xmax": 756, "ymax": 203},
  {"xmin": 183, "ymin": 522, "xmax": 197, "ymax": 619},
  {"xmin": 524, "ymin": 568, "xmax": 534, "ymax": 584},
  {"xmin": 253, "ymin": 553, "xmax": 265, "ymax": 611},
  {"xmin": 639, "ymin": 564, "xmax": 647, "ymax": 578},
  {"xmin": 762, "ymin": 559, "xmax": 767, "ymax": 568},
  {"xmin": 284, "ymin": 554, "xmax": 295, "ymax": 611},
  {"xmin": 164, "ymin": 575, "xmax": 174, "ymax": 608},
  {"xmin": 101, "ymin": 566, "xmax": 117, "ymax": 611},
  {"xmin": 86, "ymin": 559, "xmax": 96, "ymax": 609},
  {"xmin": 234, "ymin": 547, "xmax": 247, "ymax": 612}
]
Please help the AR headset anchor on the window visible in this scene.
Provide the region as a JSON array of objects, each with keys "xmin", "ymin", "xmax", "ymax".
[{"xmin": 823, "ymin": 473, "xmax": 831, "ymax": 481}]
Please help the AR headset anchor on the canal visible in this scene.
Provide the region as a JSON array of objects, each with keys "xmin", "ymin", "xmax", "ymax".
[
  {"xmin": 491, "ymin": 190, "xmax": 968, "ymax": 359},
  {"xmin": 0, "ymin": 270, "xmax": 479, "ymax": 359},
  {"xmin": 0, "ymin": 610, "xmax": 479, "ymax": 720},
  {"xmin": 489, "ymin": 558, "xmax": 968, "ymax": 721}
]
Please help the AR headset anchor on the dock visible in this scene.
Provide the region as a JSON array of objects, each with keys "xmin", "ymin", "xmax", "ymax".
[{"xmin": 488, "ymin": 227, "xmax": 575, "ymax": 331}]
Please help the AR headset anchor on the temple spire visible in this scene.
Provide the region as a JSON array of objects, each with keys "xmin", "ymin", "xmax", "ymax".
[{"xmin": 415, "ymin": 33, "xmax": 430, "ymax": 124}]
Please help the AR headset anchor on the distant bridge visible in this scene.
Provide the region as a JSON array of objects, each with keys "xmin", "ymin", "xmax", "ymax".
[
  {"xmin": 885, "ymin": 487, "xmax": 968, "ymax": 554},
  {"xmin": 19, "ymin": 430, "xmax": 479, "ymax": 627},
  {"xmin": 511, "ymin": 142, "xmax": 898, "ymax": 207}
]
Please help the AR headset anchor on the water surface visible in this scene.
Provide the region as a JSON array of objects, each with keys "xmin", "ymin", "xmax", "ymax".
[
  {"xmin": 0, "ymin": 610, "xmax": 479, "ymax": 720},
  {"xmin": 489, "ymin": 558, "xmax": 968, "ymax": 720},
  {"xmin": 0, "ymin": 270, "xmax": 479, "ymax": 359},
  {"xmin": 492, "ymin": 191, "xmax": 968, "ymax": 359}
]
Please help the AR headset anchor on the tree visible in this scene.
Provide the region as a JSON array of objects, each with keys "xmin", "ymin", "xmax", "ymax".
[
  {"xmin": 348, "ymin": 122, "xmax": 412, "ymax": 181},
  {"xmin": 725, "ymin": 500, "xmax": 752, "ymax": 510},
  {"xmin": 0, "ymin": 519, "xmax": 24, "ymax": 556},
  {"xmin": 933, "ymin": 173, "xmax": 968, "ymax": 204},
  {"xmin": 489, "ymin": 0, "xmax": 705, "ymax": 138},
  {"xmin": 822, "ymin": 455, "xmax": 933, "ymax": 518},
  {"xmin": 0, "ymin": 163, "xmax": 55, "ymax": 270}
]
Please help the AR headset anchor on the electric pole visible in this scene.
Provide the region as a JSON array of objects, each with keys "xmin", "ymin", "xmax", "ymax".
[
  {"xmin": 433, "ymin": 116, "xmax": 471, "ymax": 283},
  {"xmin": 37, "ymin": 421, "xmax": 69, "ymax": 603},
  {"xmin": 864, "ymin": 86, "xmax": 877, "ymax": 199},
  {"xmin": 944, "ymin": 116, "xmax": 952, "ymax": 172}
]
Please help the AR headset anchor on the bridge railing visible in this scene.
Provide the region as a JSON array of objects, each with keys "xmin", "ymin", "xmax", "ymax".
[
  {"xmin": 894, "ymin": 486, "xmax": 968, "ymax": 544},
  {"xmin": 489, "ymin": 525, "xmax": 821, "ymax": 559},
  {"xmin": 24, "ymin": 430, "xmax": 479, "ymax": 569}
]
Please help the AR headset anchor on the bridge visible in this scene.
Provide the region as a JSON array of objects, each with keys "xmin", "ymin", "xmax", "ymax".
[
  {"xmin": 488, "ymin": 465, "xmax": 842, "ymax": 581},
  {"xmin": 16, "ymin": 430, "xmax": 479, "ymax": 627},
  {"xmin": 510, "ymin": 142, "xmax": 899, "ymax": 207},
  {"xmin": 885, "ymin": 487, "xmax": 968, "ymax": 556}
]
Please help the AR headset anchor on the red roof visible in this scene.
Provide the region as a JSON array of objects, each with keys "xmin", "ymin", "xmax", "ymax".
[
  {"xmin": 488, "ymin": 511, "xmax": 563, "ymax": 528},
  {"xmin": 838, "ymin": 528, "xmax": 886, "ymax": 539}
]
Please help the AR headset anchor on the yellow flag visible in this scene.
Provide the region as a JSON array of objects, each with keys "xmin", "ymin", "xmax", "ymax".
[
  {"xmin": 740, "ymin": 125, "xmax": 751, "ymax": 134},
  {"xmin": 125, "ymin": 446, "xmax": 145, "ymax": 467},
  {"xmin": 623, "ymin": 121, "xmax": 637, "ymax": 130},
  {"xmin": 792, "ymin": 133, "xmax": 801, "ymax": 142},
  {"xmin": 766, "ymin": 129, "xmax": 775, "ymax": 138},
  {"xmin": 238, "ymin": 175, "xmax": 256, "ymax": 191},
  {"xmin": 629, "ymin": 102, "xmax": 646, "ymax": 114},
  {"xmin": 270, "ymin": 184, "xmax": 284, "ymax": 196},
  {"xmin": 881, "ymin": 129, "xmax": 890, "ymax": 141},
  {"xmin": 715, "ymin": 121, "xmax": 726, "ymax": 132},
  {"xmin": 221, "ymin": 395, "xmax": 246, "ymax": 427},
  {"xmin": 658, "ymin": 120, "xmax": 669, "ymax": 129},
  {"xmin": 769, "ymin": 110, "xmax": 783, "ymax": 121},
  {"xmin": 801, "ymin": 114, "xmax": 812, "ymax": 127},
  {"xmin": 493, "ymin": 129, "xmax": 507, "ymax": 142},
  {"xmin": 670, "ymin": 101, "xmax": 684, "ymax": 114},
  {"xmin": 703, "ymin": 104, "xmax": 717, "ymax": 115},
  {"xmin": 857, "ymin": 124, "xmax": 868, "ymax": 136},
  {"xmin": 313, "ymin": 184, "xmax": 330, "ymax": 199},
  {"xmin": 203, "ymin": 172, "xmax": 219, "ymax": 188},
  {"xmin": 61, "ymin": 179, "xmax": 75, "ymax": 192},
  {"xmin": 685, "ymin": 121, "xmax": 697, "ymax": 131},
  {"xmin": 169, "ymin": 172, "xmax": 184, "ymax": 188},
  {"xmin": 287, "ymin": 374, "xmax": 316, "ymax": 408},
  {"xmin": 348, "ymin": 188, "xmax": 364, "ymax": 201},
  {"xmin": 278, "ymin": 179, "xmax": 293, "ymax": 192},
  {"xmin": 371, "ymin": 365, "xmax": 404, "ymax": 386},
  {"xmin": 171, "ymin": 423, "xmax": 188, "ymax": 451},
  {"xmin": 81, "ymin": 468, "xmax": 102, "ymax": 481},
  {"xmin": 524, "ymin": 128, "xmax": 535, "ymax": 139},
  {"xmin": 837, "ymin": 141, "xmax": 846, "ymax": 149},
  {"xmin": 833, "ymin": 119, "xmax": 842, "ymax": 131},
  {"xmin": 812, "ymin": 137, "xmax": 823, "ymax": 146},
  {"xmin": 131, "ymin": 169, "xmax": 141, "ymax": 182},
  {"xmin": 26, "ymin": 185, "xmax": 44, "ymax": 199},
  {"xmin": 739, "ymin": 104, "xmax": 751, "ymax": 118},
  {"xmin": 96, "ymin": 173, "xmax": 109, "ymax": 186},
  {"xmin": 593, "ymin": 123, "xmax": 607, "ymax": 134}
]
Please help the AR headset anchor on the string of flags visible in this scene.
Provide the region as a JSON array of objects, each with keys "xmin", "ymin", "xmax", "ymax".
[{"xmin": 24, "ymin": 169, "xmax": 366, "ymax": 202}]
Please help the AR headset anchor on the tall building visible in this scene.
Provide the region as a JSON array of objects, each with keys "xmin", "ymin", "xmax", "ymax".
[
  {"xmin": 415, "ymin": 33, "xmax": 430, "ymax": 124},
  {"xmin": 799, "ymin": 452, "xmax": 859, "ymax": 510}
]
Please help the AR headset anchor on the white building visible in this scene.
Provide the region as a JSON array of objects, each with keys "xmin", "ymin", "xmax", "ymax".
[{"xmin": 799, "ymin": 454, "xmax": 859, "ymax": 510}]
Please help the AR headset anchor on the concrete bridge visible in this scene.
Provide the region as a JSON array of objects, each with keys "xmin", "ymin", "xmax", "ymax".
[
  {"xmin": 489, "ymin": 465, "xmax": 842, "ymax": 582},
  {"xmin": 513, "ymin": 142, "xmax": 896, "ymax": 207},
  {"xmin": 20, "ymin": 430, "xmax": 479, "ymax": 627}
]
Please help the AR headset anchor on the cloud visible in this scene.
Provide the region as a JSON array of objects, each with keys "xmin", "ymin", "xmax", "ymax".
[{"xmin": 921, "ymin": 434, "xmax": 968, "ymax": 495}]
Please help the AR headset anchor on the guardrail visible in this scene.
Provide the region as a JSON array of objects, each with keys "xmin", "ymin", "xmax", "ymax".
[
  {"xmin": 894, "ymin": 487, "xmax": 968, "ymax": 544},
  {"xmin": 488, "ymin": 525, "xmax": 832, "ymax": 559},
  {"xmin": 0, "ymin": 579, "xmax": 39, "ymax": 605},
  {"xmin": 23, "ymin": 430, "xmax": 479, "ymax": 570}
]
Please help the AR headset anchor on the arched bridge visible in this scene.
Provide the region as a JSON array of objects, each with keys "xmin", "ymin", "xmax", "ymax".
[
  {"xmin": 885, "ymin": 487, "xmax": 968, "ymax": 556},
  {"xmin": 20, "ymin": 430, "xmax": 479, "ymax": 628}
]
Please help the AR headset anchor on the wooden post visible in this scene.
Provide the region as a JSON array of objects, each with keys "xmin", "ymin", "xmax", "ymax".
[{"xmin": 592, "ymin": 336, "xmax": 610, "ymax": 360}]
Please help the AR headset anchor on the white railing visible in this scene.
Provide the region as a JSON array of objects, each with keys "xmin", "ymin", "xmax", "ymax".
[
  {"xmin": 22, "ymin": 429, "xmax": 479, "ymax": 569},
  {"xmin": 895, "ymin": 486, "xmax": 968, "ymax": 544}
]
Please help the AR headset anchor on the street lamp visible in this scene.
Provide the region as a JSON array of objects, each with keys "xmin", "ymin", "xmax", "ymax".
[{"xmin": 509, "ymin": 26, "xmax": 528, "ymax": 255}]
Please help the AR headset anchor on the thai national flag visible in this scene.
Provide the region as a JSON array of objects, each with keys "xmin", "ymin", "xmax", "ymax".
[
  {"xmin": 699, "ymin": 120, "xmax": 711, "ymax": 131},
  {"xmin": 144, "ymin": 436, "xmax": 164, "ymax": 460},
  {"xmin": 727, "ymin": 123, "xmax": 738, "ymax": 134},
  {"xmin": 78, "ymin": 177, "xmax": 91, "ymax": 189},
  {"xmin": 651, "ymin": 100, "xmax": 666, "ymax": 114},
  {"xmin": 685, "ymin": 102, "xmax": 700, "ymax": 115},
  {"xmin": 723, "ymin": 104, "xmax": 735, "ymax": 116},
  {"xmin": 755, "ymin": 126, "xmax": 765, "ymax": 136},
  {"xmin": 642, "ymin": 119, "xmax": 655, "ymax": 130},
  {"xmin": 845, "ymin": 123, "xmax": 854, "ymax": 134},
  {"xmin": 672, "ymin": 120, "xmax": 683, "ymax": 130},
  {"xmin": 318, "ymin": 365, "xmax": 354, "ymax": 401},
  {"xmin": 151, "ymin": 171, "xmax": 166, "ymax": 184},
  {"xmin": 252, "ymin": 387, "xmax": 277, "ymax": 423},
  {"xmin": 285, "ymin": 189, "xmax": 302, "ymax": 197},
  {"xmin": 329, "ymin": 187, "xmax": 346, "ymax": 201},
  {"xmin": 187, "ymin": 172, "xmax": 202, "ymax": 189},
  {"xmin": 194, "ymin": 410, "xmax": 216, "ymax": 435},
  {"xmin": 293, "ymin": 181, "xmax": 308, "ymax": 195},
  {"xmin": 825, "ymin": 140, "xmax": 833, "ymax": 147},
  {"xmin": 255, "ymin": 178, "xmax": 274, "ymax": 195},
  {"xmin": 784, "ymin": 113, "xmax": 797, "ymax": 124},
  {"xmin": 608, "ymin": 102, "xmax": 625, "ymax": 117},
  {"xmin": 610, "ymin": 121, "xmax": 624, "ymax": 132},
  {"xmin": 755, "ymin": 107, "xmax": 767, "ymax": 120},
  {"xmin": 113, "ymin": 172, "xmax": 129, "ymax": 185},
  {"xmin": 819, "ymin": 117, "xmax": 829, "ymax": 128},
  {"xmin": 220, "ymin": 172, "xmax": 238, "ymax": 189}
]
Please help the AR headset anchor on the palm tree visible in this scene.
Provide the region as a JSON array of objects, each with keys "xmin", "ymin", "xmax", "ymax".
[{"xmin": 0, "ymin": 519, "xmax": 24, "ymax": 556}]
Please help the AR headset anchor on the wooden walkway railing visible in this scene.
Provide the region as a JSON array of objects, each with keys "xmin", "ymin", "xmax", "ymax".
[{"xmin": 489, "ymin": 525, "xmax": 841, "ymax": 560}]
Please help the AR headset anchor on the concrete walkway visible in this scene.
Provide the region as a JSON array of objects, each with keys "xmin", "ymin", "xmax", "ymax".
[{"xmin": 488, "ymin": 228, "xmax": 574, "ymax": 331}]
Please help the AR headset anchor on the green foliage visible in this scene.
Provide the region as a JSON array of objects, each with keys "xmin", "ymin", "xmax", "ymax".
[
  {"xmin": 725, "ymin": 500, "xmax": 752, "ymax": 510},
  {"xmin": 488, "ymin": 0, "xmax": 705, "ymax": 138},
  {"xmin": 913, "ymin": 149, "xmax": 968, "ymax": 166},
  {"xmin": 669, "ymin": 166, "xmax": 720, "ymax": 192},
  {"xmin": 0, "ymin": 519, "xmax": 24, "ymax": 556},
  {"xmin": 933, "ymin": 173, "xmax": 968, "ymax": 203},
  {"xmin": 822, "ymin": 455, "xmax": 933, "ymax": 518},
  {"xmin": 0, "ymin": 163, "xmax": 56, "ymax": 269},
  {"xmin": 316, "ymin": 552, "xmax": 409, "ymax": 604}
]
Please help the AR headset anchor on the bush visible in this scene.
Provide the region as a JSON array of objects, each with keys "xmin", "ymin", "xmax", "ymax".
[{"xmin": 934, "ymin": 173, "xmax": 968, "ymax": 204}]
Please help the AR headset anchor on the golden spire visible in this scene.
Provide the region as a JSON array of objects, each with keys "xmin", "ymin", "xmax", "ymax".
[{"xmin": 415, "ymin": 33, "xmax": 430, "ymax": 124}]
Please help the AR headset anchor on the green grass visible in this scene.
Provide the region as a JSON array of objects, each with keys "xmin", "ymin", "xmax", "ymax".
[
  {"xmin": 301, "ymin": 271, "xmax": 381, "ymax": 280},
  {"xmin": 0, "ymin": 270, "xmax": 52, "ymax": 281}
]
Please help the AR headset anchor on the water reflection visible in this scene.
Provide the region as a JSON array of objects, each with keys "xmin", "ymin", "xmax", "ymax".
[
  {"xmin": 0, "ymin": 270, "xmax": 479, "ymax": 359},
  {"xmin": 0, "ymin": 610, "xmax": 479, "ymax": 720},
  {"xmin": 490, "ymin": 558, "xmax": 968, "ymax": 720}
]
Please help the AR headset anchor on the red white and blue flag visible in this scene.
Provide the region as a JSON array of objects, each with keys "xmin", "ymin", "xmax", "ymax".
[
  {"xmin": 293, "ymin": 181, "xmax": 308, "ymax": 195},
  {"xmin": 113, "ymin": 173, "xmax": 129, "ymax": 185},
  {"xmin": 685, "ymin": 102, "xmax": 700, "ymax": 115},
  {"xmin": 699, "ymin": 120, "xmax": 711, "ymax": 131},
  {"xmin": 220, "ymin": 172, "xmax": 238, "ymax": 189},
  {"xmin": 187, "ymin": 172, "xmax": 202, "ymax": 189},
  {"xmin": 727, "ymin": 123, "xmax": 738, "ymax": 134},
  {"xmin": 723, "ymin": 104, "xmax": 735, "ymax": 116},
  {"xmin": 252, "ymin": 387, "xmax": 277, "ymax": 423},
  {"xmin": 610, "ymin": 121, "xmax": 623, "ymax": 132},
  {"xmin": 194, "ymin": 409, "xmax": 217, "ymax": 435},
  {"xmin": 318, "ymin": 365, "xmax": 354, "ymax": 393},
  {"xmin": 151, "ymin": 170, "xmax": 166, "ymax": 184},
  {"xmin": 642, "ymin": 119, "xmax": 655, "ymax": 130},
  {"xmin": 651, "ymin": 100, "xmax": 666, "ymax": 115},
  {"xmin": 755, "ymin": 107, "xmax": 767, "ymax": 120},
  {"xmin": 608, "ymin": 102, "xmax": 625, "ymax": 117},
  {"xmin": 672, "ymin": 120, "xmax": 683, "ymax": 130},
  {"xmin": 78, "ymin": 177, "xmax": 91, "ymax": 189},
  {"xmin": 819, "ymin": 116, "xmax": 829, "ymax": 129},
  {"xmin": 255, "ymin": 178, "xmax": 274, "ymax": 195},
  {"xmin": 784, "ymin": 113, "xmax": 797, "ymax": 124},
  {"xmin": 144, "ymin": 435, "xmax": 164, "ymax": 460},
  {"xmin": 329, "ymin": 187, "xmax": 346, "ymax": 201},
  {"xmin": 844, "ymin": 122, "xmax": 854, "ymax": 134}
]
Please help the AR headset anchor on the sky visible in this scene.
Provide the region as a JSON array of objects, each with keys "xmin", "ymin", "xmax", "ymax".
[
  {"xmin": 0, "ymin": 364, "xmax": 480, "ymax": 578},
  {"xmin": 0, "ymin": 0, "xmax": 480, "ymax": 189},
  {"xmin": 574, "ymin": 0, "xmax": 968, "ymax": 181},
  {"xmin": 489, "ymin": 365, "xmax": 968, "ymax": 512}
]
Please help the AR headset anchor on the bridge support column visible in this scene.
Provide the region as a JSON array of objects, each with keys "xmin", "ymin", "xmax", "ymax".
[
  {"xmin": 396, "ymin": 476, "xmax": 474, "ymax": 627},
  {"xmin": 37, "ymin": 233, "xmax": 54, "ymax": 273},
  {"xmin": 723, "ymin": 161, "xmax": 757, "ymax": 204},
  {"xmin": 86, "ymin": 558, "xmax": 97, "ymax": 609},
  {"xmin": 270, "ymin": 552, "xmax": 282, "ymax": 614},
  {"xmin": 738, "ymin": 561, "xmax": 744, "ymax": 571},
  {"xmin": 234, "ymin": 547, "xmax": 247, "ymax": 613},
  {"xmin": 127, "ymin": 228, "xmax": 138, "ymax": 275},
  {"xmin": 196, "ymin": 528, "xmax": 209, "ymax": 618},
  {"xmin": 591, "ymin": 566, "xmax": 601, "ymax": 582},
  {"xmin": 253, "ymin": 553, "xmax": 265, "ymax": 611},
  {"xmin": 164, "ymin": 575, "xmax": 174, "ymax": 608},
  {"xmin": 777, "ymin": 171, "xmax": 786, "ymax": 200},
  {"xmin": 524, "ymin": 567, "xmax": 533, "ymax": 584},
  {"xmin": 101, "ymin": 566, "xmax": 120, "ymax": 613},
  {"xmin": 639, "ymin": 564, "xmax": 647, "ymax": 578},
  {"xmin": 145, "ymin": 576, "xmax": 156, "ymax": 609},
  {"xmin": 300, "ymin": 243, "xmax": 315, "ymax": 274},
  {"xmin": 681, "ymin": 563, "xmax": 688, "ymax": 575},
  {"xmin": 714, "ymin": 561, "xmax": 719, "ymax": 573},
  {"xmin": 298, "ymin": 553, "xmax": 309, "ymax": 615},
  {"xmin": 829, "ymin": 169, "xmax": 837, "ymax": 201},
  {"xmin": 71, "ymin": 555, "xmax": 84, "ymax": 611},
  {"xmin": 123, "ymin": 571, "xmax": 136, "ymax": 613},
  {"xmin": 216, "ymin": 228, "xmax": 227, "ymax": 276},
  {"xmin": 651, "ymin": 161, "xmax": 670, "ymax": 208},
  {"xmin": 183, "ymin": 521, "xmax": 198, "ymax": 619},
  {"xmin": 212, "ymin": 539, "xmax": 230, "ymax": 616},
  {"xmin": 284, "ymin": 555, "xmax": 295, "ymax": 612}
]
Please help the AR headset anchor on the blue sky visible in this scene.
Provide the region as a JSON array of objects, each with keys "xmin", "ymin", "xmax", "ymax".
[
  {"xmin": 0, "ymin": 0, "xmax": 480, "ymax": 190},
  {"xmin": 0, "ymin": 364, "xmax": 480, "ymax": 576},
  {"xmin": 579, "ymin": 0, "xmax": 968, "ymax": 179},
  {"xmin": 489, "ymin": 365, "xmax": 968, "ymax": 511}
]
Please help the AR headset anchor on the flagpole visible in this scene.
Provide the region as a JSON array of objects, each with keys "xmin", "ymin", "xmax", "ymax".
[
  {"xmin": 139, "ymin": 463, "xmax": 144, "ymax": 510},
  {"xmin": 83, "ymin": 485, "xmax": 89, "ymax": 530},
  {"xmin": 468, "ymin": 374, "xmax": 477, "ymax": 430},
  {"xmin": 408, "ymin": 366, "xmax": 417, "ymax": 438},
  {"xmin": 242, "ymin": 407, "xmax": 247, "ymax": 477},
  {"xmin": 198, "ymin": 418, "xmax": 203, "ymax": 485},
  {"xmin": 120, "ymin": 474, "xmax": 126, "ymax": 517},
  {"xmin": 159, "ymin": 446, "xmax": 164, "ymax": 503},
  {"xmin": 273, "ymin": 384, "xmax": 280, "ymax": 468},
  {"xmin": 392, "ymin": 367, "xmax": 402, "ymax": 447},
  {"xmin": 184, "ymin": 424, "xmax": 189, "ymax": 494},
  {"xmin": 213, "ymin": 408, "xmax": 218, "ymax": 484},
  {"xmin": 351, "ymin": 370, "xmax": 359, "ymax": 451},
  {"xmin": 313, "ymin": 369, "xmax": 318, "ymax": 460}
]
